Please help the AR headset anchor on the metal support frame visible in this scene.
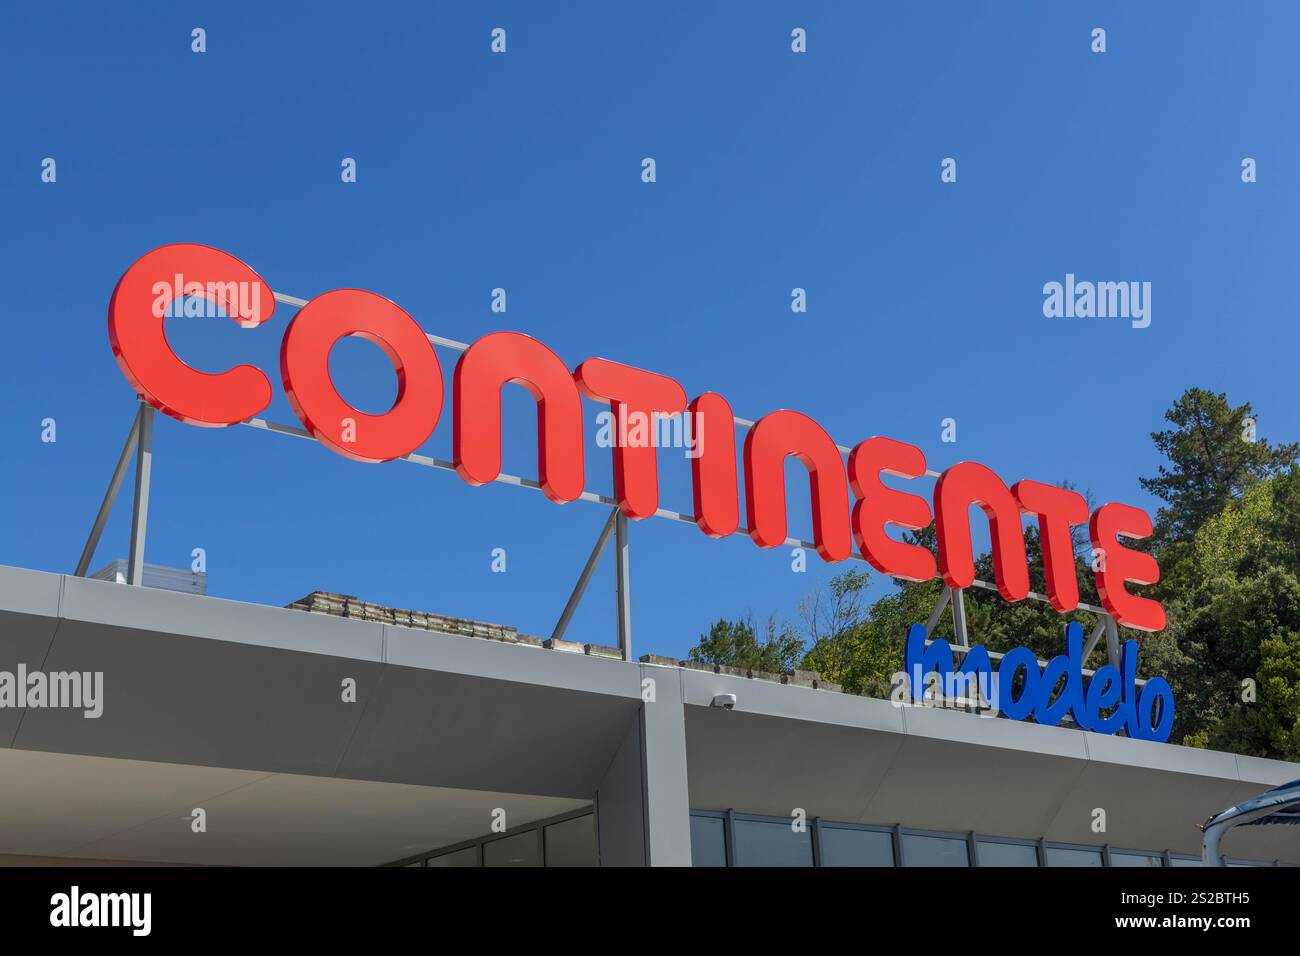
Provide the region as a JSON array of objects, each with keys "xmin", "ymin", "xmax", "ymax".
[
  {"xmin": 127, "ymin": 404, "xmax": 155, "ymax": 585},
  {"xmin": 949, "ymin": 587, "xmax": 969, "ymax": 647},
  {"xmin": 1102, "ymin": 615, "xmax": 1121, "ymax": 667},
  {"xmin": 547, "ymin": 504, "xmax": 633, "ymax": 662},
  {"xmin": 550, "ymin": 508, "xmax": 618, "ymax": 645},
  {"xmin": 923, "ymin": 588, "xmax": 950, "ymax": 637},
  {"xmin": 75, "ymin": 402, "xmax": 154, "ymax": 585},
  {"xmin": 926, "ymin": 583, "xmax": 1131, "ymax": 680},
  {"xmin": 924, "ymin": 586, "xmax": 968, "ymax": 647},
  {"xmin": 613, "ymin": 509, "xmax": 632, "ymax": 661},
  {"xmin": 1081, "ymin": 619, "xmax": 1106, "ymax": 665}
]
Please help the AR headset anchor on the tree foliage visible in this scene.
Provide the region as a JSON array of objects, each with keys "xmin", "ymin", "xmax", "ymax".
[{"xmin": 687, "ymin": 613, "xmax": 804, "ymax": 674}]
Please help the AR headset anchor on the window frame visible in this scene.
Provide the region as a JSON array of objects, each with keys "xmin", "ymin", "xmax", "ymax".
[
  {"xmin": 813, "ymin": 818, "xmax": 897, "ymax": 867},
  {"xmin": 971, "ymin": 833, "xmax": 1042, "ymax": 867},
  {"xmin": 726, "ymin": 810, "xmax": 816, "ymax": 868},
  {"xmin": 896, "ymin": 826, "xmax": 973, "ymax": 868},
  {"xmin": 1042, "ymin": 840, "xmax": 1107, "ymax": 868}
]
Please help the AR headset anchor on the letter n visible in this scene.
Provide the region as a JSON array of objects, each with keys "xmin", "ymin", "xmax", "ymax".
[
  {"xmin": 743, "ymin": 410, "xmax": 851, "ymax": 562},
  {"xmin": 453, "ymin": 331, "xmax": 585, "ymax": 503},
  {"xmin": 934, "ymin": 461, "xmax": 1029, "ymax": 601}
]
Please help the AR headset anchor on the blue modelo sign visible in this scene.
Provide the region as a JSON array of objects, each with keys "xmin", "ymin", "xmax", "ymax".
[{"xmin": 901, "ymin": 621, "xmax": 1176, "ymax": 742}]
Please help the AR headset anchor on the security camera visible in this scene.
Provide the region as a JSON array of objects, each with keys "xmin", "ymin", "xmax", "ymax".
[{"xmin": 711, "ymin": 693, "xmax": 737, "ymax": 710}]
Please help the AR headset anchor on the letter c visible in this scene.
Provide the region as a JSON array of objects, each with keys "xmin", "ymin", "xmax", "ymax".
[{"xmin": 108, "ymin": 243, "xmax": 275, "ymax": 426}]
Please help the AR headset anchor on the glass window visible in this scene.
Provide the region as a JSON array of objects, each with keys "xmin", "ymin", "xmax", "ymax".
[
  {"xmin": 1045, "ymin": 845, "xmax": 1104, "ymax": 867},
  {"xmin": 543, "ymin": 814, "xmax": 597, "ymax": 867},
  {"xmin": 1110, "ymin": 851, "xmax": 1164, "ymax": 867},
  {"xmin": 901, "ymin": 832, "xmax": 969, "ymax": 867},
  {"xmin": 426, "ymin": 846, "xmax": 478, "ymax": 867},
  {"xmin": 819, "ymin": 826, "xmax": 894, "ymax": 867},
  {"xmin": 690, "ymin": 815, "xmax": 727, "ymax": 867},
  {"xmin": 732, "ymin": 818, "xmax": 813, "ymax": 867},
  {"xmin": 1168, "ymin": 856, "xmax": 1201, "ymax": 867},
  {"xmin": 483, "ymin": 831, "xmax": 540, "ymax": 867},
  {"xmin": 976, "ymin": 840, "xmax": 1039, "ymax": 867}
]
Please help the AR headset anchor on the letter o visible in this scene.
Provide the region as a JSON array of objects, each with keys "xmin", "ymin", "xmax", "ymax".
[
  {"xmin": 280, "ymin": 289, "xmax": 443, "ymax": 462},
  {"xmin": 997, "ymin": 646, "xmax": 1041, "ymax": 721},
  {"xmin": 1136, "ymin": 677, "xmax": 1176, "ymax": 742}
]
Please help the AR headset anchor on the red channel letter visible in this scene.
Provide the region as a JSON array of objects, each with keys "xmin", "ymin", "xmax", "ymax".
[
  {"xmin": 934, "ymin": 461, "xmax": 1029, "ymax": 602},
  {"xmin": 107, "ymin": 243, "xmax": 275, "ymax": 426},
  {"xmin": 743, "ymin": 410, "xmax": 852, "ymax": 562},
  {"xmin": 1012, "ymin": 480, "xmax": 1089, "ymax": 613},
  {"xmin": 280, "ymin": 289, "xmax": 443, "ymax": 463},
  {"xmin": 848, "ymin": 436, "xmax": 936, "ymax": 582},
  {"xmin": 689, "ymin": 392, "xmax": 739, "ymax": 538},
  {"xmin": 1089, "ymin": 502, "xmax": 1166, "ymax": 632},
  {"xmin": 575, "ymin": 358, "xmax": 687, "ymax": 519},
  {"xmin": 453, "ymin": 331, "xmax": 585, "ymax": 504}
]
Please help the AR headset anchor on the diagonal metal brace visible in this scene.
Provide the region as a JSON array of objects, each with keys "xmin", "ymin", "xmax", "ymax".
[
  {"xmin": 75, "ymin": 402, "xmax": 155, "ymax": 584},
  {"xmin": 925, "ymin": 586, "xmax": 969, "ymax": 647},
  {"xmin": 550, "ymin": 507, "xmax": 619, "ymax": 647}
]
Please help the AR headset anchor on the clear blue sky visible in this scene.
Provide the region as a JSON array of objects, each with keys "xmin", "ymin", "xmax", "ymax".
[{"xmin": 2, "ymin": 2, "xmax": 1296, "ymax": 660}]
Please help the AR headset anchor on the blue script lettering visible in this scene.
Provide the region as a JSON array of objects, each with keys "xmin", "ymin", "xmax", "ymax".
[{"xmin": 903, "ymin": 621, "xmax": 1175, "ymax": 742}]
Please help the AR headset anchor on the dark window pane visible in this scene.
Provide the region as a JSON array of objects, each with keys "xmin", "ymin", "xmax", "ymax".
[
  {"xmin": 426, "ymin": 846, "xmax": 478, "ymax": 867},
  {"xmin": 690, "ymin": 815, "xmax": 727, "ymax": 868},
  {"xmin": 1168, "ymin": 856, "xmax": 1201, "ymax": 867},
  {"xmin": 901, "ymin": 833, "xmax": 969, "ymax": 867},
  {"xmin": 820, "ymin": 827, "xmax": 894, "ymax": 866},
  {"xmin": 544, "ymin": 814, "xmax": 596, "ymax": 867},
  {"xmin": 483, "ymin": 831, "xmax": 539, "ymax": 867},
  {"xmin": 976, "ymin": 841, "xmax": 1038, "ymax": 867},
  {"xmin": 1110, "ymin": 851, "xmax": 1163, "ymax": 868},
  {"xmin": 1045, "ymin": 845, "xmax": 1103, "ymax": 867},
  {"xmin": 733, "ymin": 818, "xmax": 813, "ymax": 867}
]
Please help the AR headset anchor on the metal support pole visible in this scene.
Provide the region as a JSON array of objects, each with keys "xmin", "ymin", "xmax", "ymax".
[
  {"xmin": 924, "ymin": 587, "xmax": 951, "ymax": 637},
  {"xmin": 1081, "ymin": 619, "xmax": 1107, "ymax": 665},
  {"xmin": 74, "ymin": 408, "xmax": 142, "ymax": 577},
  {"xmin": 1103, "ymin": 615, "xmax": 1121, "ymax": 668},
  {"xmin": 614, "ymin": 508, "xmax": 632, "ymax": 661},
  {"xmin": 550, "ymin": 508, "xmax": 619, "ymax": 644},
  {"xmin": 950, "ymin": 587, "xmax": 969, "ymax": 647},
  {"xmin": 126, "ymin": 404, "xmax": 155, "ymax": 586}
]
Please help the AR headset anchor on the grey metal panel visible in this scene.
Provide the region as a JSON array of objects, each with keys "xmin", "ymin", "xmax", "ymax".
[
  {"xmin": 0, "ymin": 564, "xmax": 63, "ymax": 618},
  {"xmin": 0, "ymin": 610, "xmax": 63, "ymax": 747},
  {"xmin": 1043, "ymin": 760, "xmax": 1245, "ymax": 854},
  {"xmin": 640, "ymin": 666, "xmax": 691, "ymax": 866},
  {"xmin": 13, "ymin": 617, "xmax": 382, "ymax": 777},
  {"xmin": 595, "ymin": 714, "xmax": 647, "ymax": 866},
  {"xmin": 681, "ymin": 668, "xmax": 906, "ymax": 734},
  {"xmin": 901, "ymin": 701, "xmax": 1090, "ymax": 761},
  {"xmin": 864, "ymin": 734, "xmax": 1088, "ymax": 838},
  {"xmin": 685, "ymin": 707, "xmax": 906, "ymax": 822},
  {"xmin": 334, "ymin": 663, "xmax": 640, "ymax": 798},
  {"xmin": 1083, "ymin": 728, "xmax": 1241, "ymax": 780},
  {"xmin": 1233, "ymin": 751, "xmax": 1300, "ymax": 788},
  {"xmin": 383, "ymin": 622, "xmax": 638, "ymax": 698}
]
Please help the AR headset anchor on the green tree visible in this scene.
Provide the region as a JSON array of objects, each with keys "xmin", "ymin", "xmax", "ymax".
[
  {"xmin": 687, "ymin": 613, "xmax": 804, "ymax": 674},
  {"xmin": 1138, "ymin": 387, "xmax": 1297, "ymax": 547},
  {"xmin": 1161, "ymin": 469, "xmax": 1300, "ymax": 756}
]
